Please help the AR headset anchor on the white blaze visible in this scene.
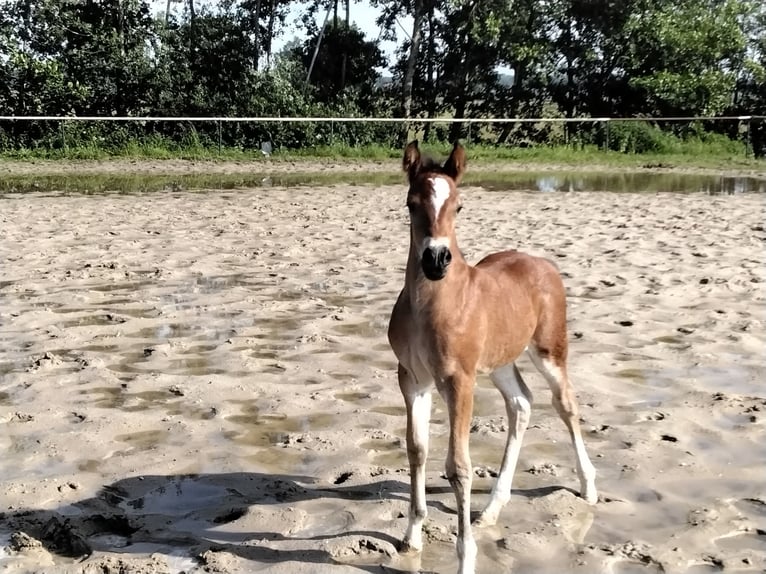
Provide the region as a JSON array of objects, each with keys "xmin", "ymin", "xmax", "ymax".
[{"xmin": 428, "ymin": 177, "xmax": 451, "ymax": 217}]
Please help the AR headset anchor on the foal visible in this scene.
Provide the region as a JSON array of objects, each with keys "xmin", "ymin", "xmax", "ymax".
[{"xmin": 387, "ymin": 141, "xmax": 597, "ymax": 574}]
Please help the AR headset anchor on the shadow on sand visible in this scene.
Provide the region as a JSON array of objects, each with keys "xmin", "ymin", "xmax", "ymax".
[{"xmin": 0, "ymin": 471, "xmax": 576, "ymax": 572}]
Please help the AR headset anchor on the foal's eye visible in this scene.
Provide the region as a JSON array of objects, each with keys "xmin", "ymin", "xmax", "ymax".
[{"xmin": 457, "ymin": 205, "xmax": 464, "ymax": 214}]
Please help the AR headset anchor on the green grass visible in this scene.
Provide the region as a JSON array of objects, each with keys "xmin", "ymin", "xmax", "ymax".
[{"xmin": 1, "ymin": 141, "xmax": 765, "ymax": 173}]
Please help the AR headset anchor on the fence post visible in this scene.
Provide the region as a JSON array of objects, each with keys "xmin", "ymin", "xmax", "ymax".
[
  {"xmin": 605, "ymin": 120, "xmax": 610, "ymax": 153},
  {"xmin": 217, "ymin": 120, "xmax": 222, "ymax": 156},
  {"xmin": 467, "ymin": 120, "xmax": 472, "ymax": 143},
  {"xmin": 60, "ymin": 120, "xmax": 67, "ymax": 152},
  {"xmin": 746, "ymin": 117, "xmax": 752, "ymax": 158}
]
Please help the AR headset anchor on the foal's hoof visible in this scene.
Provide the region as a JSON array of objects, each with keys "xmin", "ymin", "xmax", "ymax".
[
  {"xmin": 581, "ymin": 487, "xmax": 598, "ymax": 505},
  {"xmin": 473, "ymin": 511, "xmax": 499, "ymax": 528},
  {"xmin": 398, "ymin": 540, "xmax": 422, "ymax": 555},
  {"xmin": 473, "ymin": 504, "xmax": 503, "ymax": 528}
]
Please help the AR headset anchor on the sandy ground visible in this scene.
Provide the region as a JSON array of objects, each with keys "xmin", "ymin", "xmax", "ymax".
[
  {"xmin": 1, "ymin": 157, "xmax": 765, "ymax": 178},
  {"xmin": 0, "ymin": 182, "xmax": 764, "ymax": 574}
]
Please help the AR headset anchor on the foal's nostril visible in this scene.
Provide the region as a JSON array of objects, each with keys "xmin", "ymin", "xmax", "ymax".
[
  {"xmin": 422, "ymin": 246, "xmax": 452, "ymax": 280},
  {"xmin": 422, "ymin": 248, "xmax": 436, "ymax": 268}
]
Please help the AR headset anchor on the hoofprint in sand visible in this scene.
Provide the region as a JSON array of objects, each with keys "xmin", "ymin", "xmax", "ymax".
[{"xmin": 0, "ymin": 185, "xmax": 764, "ymax": 573}]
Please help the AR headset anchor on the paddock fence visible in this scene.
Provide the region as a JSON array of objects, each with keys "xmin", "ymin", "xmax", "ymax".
[{"xmin": 0, "ymin": 115, "xmax": 764, "ymax": 157}]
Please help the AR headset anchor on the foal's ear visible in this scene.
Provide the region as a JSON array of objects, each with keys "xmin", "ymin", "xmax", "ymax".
[
  {"xmin": 443, "ymin": 141, "xmax": 466, "ymax": 185},
  {"xmin": 402, "ymin": 140, "xmax": 421, "ymax": 180}
]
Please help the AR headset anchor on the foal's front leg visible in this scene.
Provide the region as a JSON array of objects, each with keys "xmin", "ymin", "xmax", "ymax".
[
  {"xmin": 398, "ymin": 363, "xmax": 433, "ymax": 553},
  {"xmin": 440, "ymin": 373, "xmax": 478, "ymax": 574}
]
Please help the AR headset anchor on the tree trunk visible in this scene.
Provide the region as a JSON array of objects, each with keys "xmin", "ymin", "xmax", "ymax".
[
  {"xmin": 188, "ymin": 0, "xmax": 196, "ymax": 54},
  {"xmin": 423, "ymin": 5, "xmax": 436, "ymax": 142},
  {"xmin": 266, "ymin": 0, "xmax": 276, "ymax": 69},
  {"xmin": 253, "ymin": 0, "xmax": 262, "ymax": 72},
  {"xmin": 401, "ymin": 0, "xmax": 425, "ymax": 144},
  {"xmin": 165, "ymin": 0, "xmax": 172, "ymax": 25},
  {"xmin": 340, "ymin": 0, "xmax": 349, "ymax": 91},
  {"xmin": 333, "ymin": 0, "xmax": 338, "ymax": 28},
  {"xmin": 448, "ymin": 2, "xmax": 476, "ymax": 142}
]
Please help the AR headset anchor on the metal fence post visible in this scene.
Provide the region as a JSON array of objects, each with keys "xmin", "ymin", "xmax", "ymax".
[
  {"xmin": 467, "ymin": 120, "xmax": 472, "ymax": 143},
  {"xmin": 60, "ymin": 120, "xmax": 67, "ymax": 152},
  {"xmin": 605, "ymin": 119, "xmax": 610, "ymax": 153},
  {"xmin": 217, "ymin": 120, "xmax": 222, "ymax": 156}
]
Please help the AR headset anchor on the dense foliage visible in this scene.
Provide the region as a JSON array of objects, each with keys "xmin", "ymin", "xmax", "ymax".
[{"xmin": 0, "ymin": 0, "xmax": 764, "ymax": 155}]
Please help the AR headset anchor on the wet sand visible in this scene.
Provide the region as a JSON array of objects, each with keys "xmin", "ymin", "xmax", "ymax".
[
  {"xmin": 0, "ymin": 183, "xmax": 764, "ymax": 573},
  {"xmin": 1, "ymin": 156, "xmax": 765, "ymax": 179}
]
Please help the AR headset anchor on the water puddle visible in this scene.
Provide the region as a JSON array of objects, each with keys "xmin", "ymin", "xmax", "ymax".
[
  {"xmin": 57, "ymin": 315, "xmax": 116, "ymax": 328},
  {"xmin": 1, "ymin": 171, "xmax": 764, "ymax": 195},
  {"xmin": 335, "ymin": 391, "xmax": 372, "ymax": 403},
  {"xmin": 222, "ymin": 401, "xmax": 338, "ymax": 451},
  {"xmin": 370, "ymin": 405, "xmax": 406, "ymax": 417},
  {"xmin": 715, "ymin": 531, "xmax": 766, "ymax": 552},
  {"xmin": 113, "ymin": 429, "xmax": 169, "ymax": 451}
]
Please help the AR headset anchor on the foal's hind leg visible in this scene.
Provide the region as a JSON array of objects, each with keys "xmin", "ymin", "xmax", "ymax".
[
  {"xmin": 528, "ymin": 345, "xmax": 597, "ymax": 503},
  {"xmin": 475, "ymin": 363, "xmax": 532, "ymax": 527}
]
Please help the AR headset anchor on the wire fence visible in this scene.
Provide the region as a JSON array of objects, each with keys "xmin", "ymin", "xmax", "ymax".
[{"xmin": 1, "ymin": 114, "xmax": 764, "ymax": 156}]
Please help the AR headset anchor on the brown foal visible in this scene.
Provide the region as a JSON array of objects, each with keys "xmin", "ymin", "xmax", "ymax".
[{"xmin": 387, "ymin": 141, "xmax": 598, "ymax": 574}]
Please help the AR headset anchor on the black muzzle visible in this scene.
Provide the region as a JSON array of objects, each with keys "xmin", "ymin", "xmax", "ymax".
[{"xmin": 422, "ymin": 246, "xmax": 452, "ymax": 280}]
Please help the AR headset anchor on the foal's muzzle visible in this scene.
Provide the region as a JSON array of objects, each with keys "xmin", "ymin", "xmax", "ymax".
[{"xmin": 422, "ymin": 245, "xmax": 452, "ymax": 281}]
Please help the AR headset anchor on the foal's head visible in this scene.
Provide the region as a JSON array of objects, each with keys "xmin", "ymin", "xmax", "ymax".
[{"xmin": 402, "ymin": 140, "xmax": 467, "ymax": 281}]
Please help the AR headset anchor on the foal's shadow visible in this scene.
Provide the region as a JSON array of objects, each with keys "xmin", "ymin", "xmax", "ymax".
[
  {"xmin": 0, "ymin": 472, "xmax": 411, "ymax": 572},
  {"xmin": 0, "ymin": 471, "xmax": 577, "ymax": 572}
]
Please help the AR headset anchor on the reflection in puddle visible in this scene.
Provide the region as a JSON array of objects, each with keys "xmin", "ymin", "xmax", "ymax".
[
  {"xmin": 370, "ymin": 405, "xmax": 406, "ymax": 417},
  {"xmin": 81, "ymin": 386, "xmax": 215, "ymax": 420},
  {"xmin": 57, "ymin": 315, "xmax": 116, "ymax": 328},
  {"xmin": 335, "ymin": 392, "xmax": 372, "ymax": 403},
  {"xmin": 715, "ymin": 531, "xmax": 766, "ymax": 553},
  {"xmin": 114, "ymin": 430, "xmax": 169, "ymax": 450},
  {"xmin": 3, "ymin": 171, "xmax": 765, "ymax": 195},
  {"xmin": 223, "ymin": 403, "xmax": 338, "ymax": 452}
]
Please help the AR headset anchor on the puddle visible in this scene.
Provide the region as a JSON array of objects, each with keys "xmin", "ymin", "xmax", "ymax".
[
  {"xmin": 57, "ymin": 315, "xmax": 116, "ymax": 328},
  {"xmin": 81, "ymin": 386, "xmax": 214, "ymax": 420},
  {"xmin": 114, "ymin": 429, "xmax": 169, "ymax": 451},
  {"xmin": 335, "ymin": 391, "xmax": 372, "ymax": 403},
  {"xmin": 245, "ymin": 449, "xmax": 310, "ymax": 474},
  {"xmin": 223, "ymin": 402, "xmax": 338, "ymax": 449},
  {"xmin": 715, "ymin": 531, "xmax": 766, "ymax": 552},
  {"xmin": 90, "ymin": 280, "xmax": 156, "ymax": 293},
  {"xmin": 2, "ymin": 171, "xmax": 764, "ymax": 195},
  {"xmin": 359, "ymin": 439, "xmax": 400, "ymax": 452},
  {"xmin": 331, "ymin": 322, "xmax": 383, "ymax": 338},
  {"xmin": 370, "ymin": 405, "xmax": 406, "ymax": 417},
  {"xmin": 77, "ymin": 459, "xmax": 104, "ymax": 473}
]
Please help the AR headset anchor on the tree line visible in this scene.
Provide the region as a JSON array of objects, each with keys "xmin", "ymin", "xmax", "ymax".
[{"xmin": 0, "ymin": 0, "xmax": 764, "ymax": 156}]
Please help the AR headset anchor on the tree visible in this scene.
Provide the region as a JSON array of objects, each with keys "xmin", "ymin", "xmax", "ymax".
[
  {"xmin": 296, "ymin": 23, "xmax": 386, "ymax": 114},
  {"xmin": 625, "ymin": 0, "xmax": 754, "ymax": 117}
]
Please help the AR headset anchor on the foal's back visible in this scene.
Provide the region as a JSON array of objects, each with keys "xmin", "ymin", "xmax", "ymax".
[{"xmin": 472, "ymin": 250, "xmax": 568, "ymax": 364}]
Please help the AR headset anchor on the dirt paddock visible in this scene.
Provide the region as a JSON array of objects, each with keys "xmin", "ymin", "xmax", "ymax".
[{"xmin": 0, "ymin": 181, "xmax": 764, "ymax": 573}]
